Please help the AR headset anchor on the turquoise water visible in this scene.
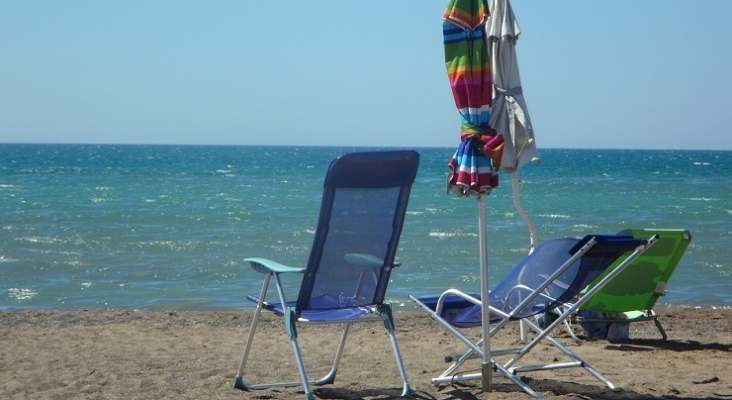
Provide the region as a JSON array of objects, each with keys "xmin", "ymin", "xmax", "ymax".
[{"xmin": 1, "ymin": 144, "xmax": 730, "ymax": 310}]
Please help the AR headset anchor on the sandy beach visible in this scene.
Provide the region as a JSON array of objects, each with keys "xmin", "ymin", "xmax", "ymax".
[{"xmin": 1, "ymin": 308, "xmax": 730, "ymax": 400}]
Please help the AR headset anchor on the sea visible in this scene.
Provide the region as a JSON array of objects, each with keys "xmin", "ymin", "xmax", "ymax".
[{"xmin": 1, "ymin": 144, "xmax": 730, "ymax": 311}]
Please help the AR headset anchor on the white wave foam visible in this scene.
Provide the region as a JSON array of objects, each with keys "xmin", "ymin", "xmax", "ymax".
[{"xmin": 8, "ymin": 288, "xmax": 38, "ymax": 301}]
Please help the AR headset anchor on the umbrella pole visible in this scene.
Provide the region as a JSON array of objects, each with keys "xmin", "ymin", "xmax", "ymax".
[
  {"xmin": 511, "ymin": 172, "xmax": 537, "ymax": 253},
  {"xmin": 477, "ymin": 193, "xmax": 492, "ymax": 391},
  {"xmin": 511, "ymin": 171, "xmax": 538, "ymax": 342}
]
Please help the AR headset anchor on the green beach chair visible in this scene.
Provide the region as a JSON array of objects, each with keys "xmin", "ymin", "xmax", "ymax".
[{"xmin": 573, "ymin": 229, "xmax": 692, "ymax": 341}]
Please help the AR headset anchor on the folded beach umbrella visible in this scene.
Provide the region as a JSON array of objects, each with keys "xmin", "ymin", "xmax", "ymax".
[
  {"xmin": 487, "ymin": 0, "xmax": 539, "ymax": 173},
  {"xmin": 442, "ymin": 0, "xmax": 497, "ymax": 391},
  {"xmin": 444, "ymin": 0, "xmax": 502, "ymax": 197}
]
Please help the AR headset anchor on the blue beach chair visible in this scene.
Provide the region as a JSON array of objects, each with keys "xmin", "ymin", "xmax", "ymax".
[
  {"xmin": 234, "ymin": 150, "xmax": 419, "ymax": 400},
  {"xmin": 410, "ymin": 234, "xmax": 657, "ymax": 399}
]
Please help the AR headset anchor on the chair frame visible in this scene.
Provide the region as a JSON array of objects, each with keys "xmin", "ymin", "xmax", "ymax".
[
  {"xmin": 410, "ymin": 234, "xmax": 657, "ymax": 399},
  {"xmin": 234, "ymin": 150, "xmax": 418, "ymax": 400}
]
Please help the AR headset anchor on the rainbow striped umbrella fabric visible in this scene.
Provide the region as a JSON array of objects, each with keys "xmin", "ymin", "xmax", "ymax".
[{"xmin": 444, "ymin": 0, "xmax": 504, "ymax": 197}]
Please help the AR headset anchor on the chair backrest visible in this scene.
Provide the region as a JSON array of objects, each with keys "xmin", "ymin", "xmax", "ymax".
[
  {"xmin": 581, "ymin": 229, "xmax": 691, "ymax": 313},
  {"xmin": 295, "ymin": 150, "xmax": 420, "ymax": 312},
  {"xmin": 489, "ymin": 235, "xmax": 648, "ymax": 320}
]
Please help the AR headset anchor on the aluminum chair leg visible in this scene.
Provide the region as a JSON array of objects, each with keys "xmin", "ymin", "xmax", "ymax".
[
  {"xmin": 234, "ymin": 274, "xmax": 339, "ymax": 399},
  {"xmin": 653, "ymin": 314, "xmax": 668, "ymax": 341},
  {"xmin": 317, "ymin": 322, "xmax": 352, "ymax": 387},
  {"xmin": 431, "ymin": 363, "xmax": 543, "ymax": 399},
  {"xmin": 504, "ymin": 312, "xmax": 619, "ymax": 391},
  {"xmin": 562, "ymin": 316, "xmax": 583, "ymax": 343},
  {"xmin": 236, "ymin": 300, "xmax": 410, "ymax": 399},
  {"xmin": 234, "ymin": 273, "xmax": 271, "ymax": 389},
  {"xmin": 383, "ymin": 308, "xmax": 413, "ymax": 397}
]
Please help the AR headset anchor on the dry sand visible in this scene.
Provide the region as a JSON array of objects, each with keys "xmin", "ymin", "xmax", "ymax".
[{"xmin": 1, "ymin": 308, "xmax": 730, "ymax": 400}]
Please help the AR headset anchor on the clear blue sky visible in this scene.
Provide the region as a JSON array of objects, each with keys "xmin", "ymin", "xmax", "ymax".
[{"xmin": 1, "ymin": 1, "xmax": 730, "ymax": 150}]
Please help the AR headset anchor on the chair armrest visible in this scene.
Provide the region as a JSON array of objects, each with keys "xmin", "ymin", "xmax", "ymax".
[
  {"xmin": 244, "ymin": 257, "xmax": 305, "ymax": 275},
  {"xmin": 344, "ymin": 253, "xmax": 401, "ymax": 269}
]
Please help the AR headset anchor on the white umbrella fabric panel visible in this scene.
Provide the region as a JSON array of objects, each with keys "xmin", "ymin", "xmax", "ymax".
[{"xmin": 487, "ymin": 0, "xmax": 540, "ymax": 173}]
